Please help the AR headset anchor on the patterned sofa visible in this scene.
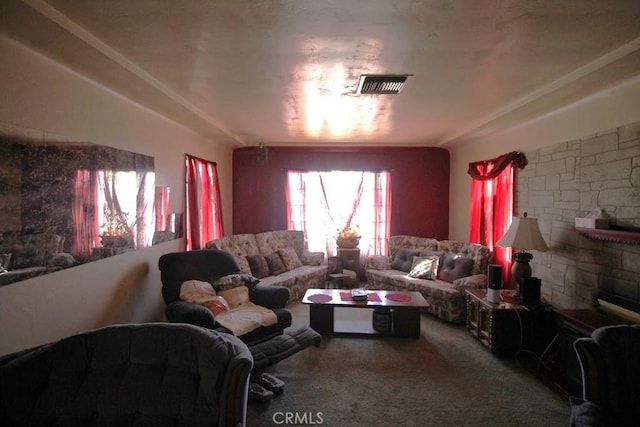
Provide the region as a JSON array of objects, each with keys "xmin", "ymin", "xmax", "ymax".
[
  {"xmin": 205, "ymin": 230, "xmax": 328, "ymax": 302},
  {"xmin": 365, "ymin": 236, "xmax": 493, "ymax": 323},
  {"xmin": 0, "ymin": 232, "xmax": 74, "ymax": 287}
]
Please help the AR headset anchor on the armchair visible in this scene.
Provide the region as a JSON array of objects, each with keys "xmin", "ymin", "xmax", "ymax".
[
  {"xmin": 0, "ymin": 323, "xmax": 253, "ymax": 427},
  {"xmin": 159, "ymin": 249, "xmax": 292, "ymax": 346},
  {"xmin": 570, "ymin": 324, "xmax": 640, "ymax": 426},
  {"xmin": 158, "ymin": 250, "xmax": 321, "ymax": 370}
]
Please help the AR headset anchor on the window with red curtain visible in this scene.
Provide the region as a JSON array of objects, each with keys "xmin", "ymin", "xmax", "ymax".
[
  {"xmin": 285, "ymin": 170, "xmax": 391, "ymax": 258},
  {"xmin": 468, "ymin": 151, "xmax": 527, "ymax": 287},
  {"xmin": 185, "ymin": 155, "xmax": 224, "ymax": 250}
]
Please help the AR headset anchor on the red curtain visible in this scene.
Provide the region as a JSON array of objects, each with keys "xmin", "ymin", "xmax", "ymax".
[
  {"xmin": 72, "ymin": 169, "xmax": 100, "ymax": 260},
  {"xmin": 468, "ymin": 151, "xmax": 527, "ymax": 287},
  {"xmin": 185, "ymin": 155, "xmax": 224, "ymax": 250},
  {"xmin": 155, "ymin": 186, "xmax": 170, "ymax": 231}
]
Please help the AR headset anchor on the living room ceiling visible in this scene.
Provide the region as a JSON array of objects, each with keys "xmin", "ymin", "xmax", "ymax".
[{"xmin": 1, "ymin": 0, "xmax": 639, "ymax": 147}]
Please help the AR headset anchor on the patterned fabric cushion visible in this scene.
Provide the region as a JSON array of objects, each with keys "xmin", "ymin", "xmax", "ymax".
[
  {"xmin": 391, "ymin": 249, "xmax": 422, "ymax": 272},
  {"xmin": 408, "ymin": 256, "xmax": 439, "ymax": 279},
  {"xmin": 416, "ymin": 250, "xmax": 447, "ymax": 275},
  {"xmin": 451, "ymin": 274, "xmax": 487, "ymax": 291},
  {"xmin": 439, "ymin": 254, "xmax": 474, "ymax": 282},
  {"xmin": 265, "ymin": 252, "xmax": 286, "ymax": 276},
  {"xmin": 212, "ymin": 273, "xmax": 245, "ymax": 291},
  {"xmin": 246, "ymin": 255, "xmax": 270, "ymax": 278},
  {"xmin": 279, "ymin": 247, "xmax": 303, "ymax": 271}
]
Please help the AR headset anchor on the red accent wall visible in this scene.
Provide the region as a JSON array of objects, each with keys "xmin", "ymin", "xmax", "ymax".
[{"xmin": 232, "ymin": 146, "xmax": 450, "ymax": 240}]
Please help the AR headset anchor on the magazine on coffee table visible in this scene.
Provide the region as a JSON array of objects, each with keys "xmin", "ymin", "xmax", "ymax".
[{"xmin": 350, "ymin": 288, "xmax": 368, "ymax": 300}]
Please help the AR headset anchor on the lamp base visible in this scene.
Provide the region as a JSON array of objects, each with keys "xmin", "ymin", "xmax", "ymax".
[{"xmin": 512, "ymin": 251, "xmax": 533, "ymax": 300}]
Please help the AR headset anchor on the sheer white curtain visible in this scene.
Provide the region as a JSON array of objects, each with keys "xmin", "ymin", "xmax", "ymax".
[{"xmin": 285, "ymin": 170, "xmax": 391, "ymax": 257}]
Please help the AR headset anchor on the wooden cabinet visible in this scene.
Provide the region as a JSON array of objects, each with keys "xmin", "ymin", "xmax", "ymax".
[{"xmin": 466, "ymin": 289, "xmax": 531, "ymax": 357}]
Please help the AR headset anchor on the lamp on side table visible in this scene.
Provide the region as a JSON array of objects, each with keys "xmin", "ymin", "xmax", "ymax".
[{"xmin": 497, "ymin": 212, "xmax": 549, "ymax": 300}]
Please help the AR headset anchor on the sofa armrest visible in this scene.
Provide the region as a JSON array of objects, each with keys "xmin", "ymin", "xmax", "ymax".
[
  {"xmin": 250, "ymin": 283, "xmax": 290, "ymax": 309},
  {"xmin": 300, "ymin": 250, "xmax": 324, "ymax": 266},
  {"xmin": 365, "ymin": 255, "xmax": 392, "ymax": 271},
  {"xmin": 165, "ymin": 301, "xmax": 216, "ymax": 329},
  {"xmin": 451, "ymin": 274, "xmax": 487, "ymax": 292}
]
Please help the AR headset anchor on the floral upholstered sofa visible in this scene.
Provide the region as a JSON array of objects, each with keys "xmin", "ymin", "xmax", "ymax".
[
  {"xmin": 365, "ymin": 236, "xmax": 493, "ymax": 323},
  {"xmin": 205, "ymin": 230, "xmax": 327, "ymax": 302}
]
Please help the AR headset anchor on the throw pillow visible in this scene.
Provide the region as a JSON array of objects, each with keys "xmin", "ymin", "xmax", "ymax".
[
  {"xmin": 391, "ymin": 249, "xmax": 422, "ymax": 272},
  {"xmin": 278, "ymin": 247, "xmax": 303, "ymax": 271},
  {"xmin": 238, "ymin": 273, "xmax": 261, "ymax": 289},
  {"xmin": 439, "ymin": 254, "xmax": 474, "ymax": 283},
  {"xmin": 408, "ymin": 256, "xmax": 439, "ymax": 279},
  {"xmin": 202, "ymin": 296, "xmax": 230, "ymax": 316},
  {"xmin": 247, "ymin": 255, "xmax": 270, "ymax": 278},
  {"xmin": 179, "ymin": 279, "xmax": 217, "ymax": 304},
  {"xmin": 218, "ymin": 285, "xmax": 250, "ymax": 310},
  {"xmin": 417, "ymin": 250, "xmax": 447, "ymax": 275},
  {"xmin": 265, "ymin": 252, "xmax": 287, "ymax": 276},
  {"xmin": 212, "ymin": 273, "xmax": 245, "ymax": 291}
]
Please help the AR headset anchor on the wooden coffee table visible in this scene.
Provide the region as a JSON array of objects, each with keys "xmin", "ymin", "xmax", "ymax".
[{"xmin": 302, "ymin": 288, "xmax": 429, "ymax": 338}]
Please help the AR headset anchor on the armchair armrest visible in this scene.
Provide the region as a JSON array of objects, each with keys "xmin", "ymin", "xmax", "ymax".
[
  {"xmin": 451, "ymin": 274, "xmax": 488, "ymax": 292},
  {"xmin": 365, "ymin": 255, "xmax": 392, "ymax": 271},
  {"xmin": 300, "ymin": 250, "xmax": 325, "ymax": 266},
  {"xmin": 165, "ymin": 301, "xmax": 216, "ymax": 329},
  {"xmin": 250, "ymin": 283, "xmax": 290, "ymax": 309}
]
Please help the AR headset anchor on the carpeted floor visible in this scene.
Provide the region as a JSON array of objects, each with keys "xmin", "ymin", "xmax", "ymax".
[{"xmin": 246, "ymin": 301, "xmax": 570, "ymax": 427}]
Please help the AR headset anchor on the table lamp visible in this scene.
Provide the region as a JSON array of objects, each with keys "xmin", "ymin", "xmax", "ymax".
[{"xmin": 497, "ymin": 212, "xmax": 549, "ymax": 299}]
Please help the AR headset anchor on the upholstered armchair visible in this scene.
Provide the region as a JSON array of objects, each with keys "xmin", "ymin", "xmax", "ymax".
[
  {"xmin": 159, "ymin": 249, "xmax": 292, "ymax": 346},
  {"xmin": 570, "ymin": 324, "xmax": 640, "ymax": 426},
  {"xmin": 0, "ymin": 323, "xmax": 253, "ymax": 426},
  {"xmin": 158, "ymin": 249, "xmax": 322, "ymax": 370}
]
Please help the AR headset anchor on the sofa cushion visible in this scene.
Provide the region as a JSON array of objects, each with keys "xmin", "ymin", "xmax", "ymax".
[
  {"xmin": 279, "ymin": 247, "xmax": 303, "ymax": 271},
  {"xmin": 265, "ymin": 252, "xmax": 287, "ymax": 276},
  {"xmin": 247, "ymin": 255, "xmax": 270, "ymax": 279},
  {"xmin": 439, "ymin": 254, "xmax": 474, "ymax": 282},
  {"xmin": 409, "ymin": 256, "xmax": 439, "ymax": 279},
  {"xmin": 392, "ymin": 249, "xmax": 422, "ymax": 272}
]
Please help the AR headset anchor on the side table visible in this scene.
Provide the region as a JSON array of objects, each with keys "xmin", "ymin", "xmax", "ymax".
[
  {"xmin": 466, "ymin": 289, "xmax": 529, "ymax": 357},
  {"xmin": 337, "ymin": 248, "xmax": 360, "ymax": 280}
]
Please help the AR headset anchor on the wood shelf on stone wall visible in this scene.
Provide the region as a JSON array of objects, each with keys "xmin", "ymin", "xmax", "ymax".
[{"xmin": 575, "ymin": 227, "xmax": 640, "ymax": 245}]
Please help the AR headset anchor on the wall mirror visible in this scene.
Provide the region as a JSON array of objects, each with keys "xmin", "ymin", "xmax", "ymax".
[{"xmin": 0, "ymin": 129, "xmax": 167, "ymax": 287}]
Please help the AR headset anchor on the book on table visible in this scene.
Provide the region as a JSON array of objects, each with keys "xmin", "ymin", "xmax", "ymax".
[{"xmin": 350, "ymin": 288, "xmax": 368, "ymax": 300}]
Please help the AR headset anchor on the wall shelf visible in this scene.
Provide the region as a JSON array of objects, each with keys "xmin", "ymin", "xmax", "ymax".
[{"xmin": 575, "ymin": 227, "xmax": 640, "ymax": 245}]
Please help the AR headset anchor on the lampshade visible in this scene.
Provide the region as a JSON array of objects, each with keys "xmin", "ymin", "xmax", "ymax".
[{"xmin": 497, "ymin": 213, "xmax": 549, "ymax": 251}]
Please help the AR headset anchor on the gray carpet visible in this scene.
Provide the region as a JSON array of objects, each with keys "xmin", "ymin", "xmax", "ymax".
[{"xmin": 247, "ymin": 302, "xmax": 570, "ymax": 427}]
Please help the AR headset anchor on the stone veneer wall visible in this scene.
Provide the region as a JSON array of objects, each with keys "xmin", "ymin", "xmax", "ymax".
[{"xmin": 516, "ymin": 120, "xmax": 640, "ymax": 309}]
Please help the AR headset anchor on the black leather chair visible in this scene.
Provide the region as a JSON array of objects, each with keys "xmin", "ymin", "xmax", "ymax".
[
  {"xmin": 570, "ymin": 324, "xmax": 640, "ymax": 427},
  {"xmin": 159, "ymin": 249, "xmax": 292, "ymax": 346},
  {"xmin": 0, "ymin": 323, "xmax": 253, "ymax": 426},
  {"xmin": 158, "ymin": 250, "xmax": 321, "ymax": 370}
]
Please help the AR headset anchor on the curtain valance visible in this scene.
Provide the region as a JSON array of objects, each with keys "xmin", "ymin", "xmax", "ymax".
[{"xmin": 467, "ymin": 151, "xmax": 527, "ymax": 180}]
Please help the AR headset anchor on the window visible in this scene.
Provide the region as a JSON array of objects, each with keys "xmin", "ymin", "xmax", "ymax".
[
  {"xmin": 185, "ymin": 155, "xmax": 224, "ymax": 250},
  {"xmin": 468, "ymin": 151, "xmax": 527, "ymax": 286},
  {"xmin": 285, "ymin": 170, "xmax": 391, "ymax": 257}
]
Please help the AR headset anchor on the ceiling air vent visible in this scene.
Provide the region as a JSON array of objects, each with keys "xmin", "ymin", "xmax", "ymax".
[{"xmin": 356, "ymin": 74, "xmax": 412, "ymax": 95}]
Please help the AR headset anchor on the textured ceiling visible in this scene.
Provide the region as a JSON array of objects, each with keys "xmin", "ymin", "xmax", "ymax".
[{"xmin": 1, "ymin": 0, "xmax": 639, "ymax": 147}]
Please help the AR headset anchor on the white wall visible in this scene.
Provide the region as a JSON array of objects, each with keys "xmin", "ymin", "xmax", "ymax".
[
  {"xmin": 448, "ymin": 75, "xmax": 640, "ymax": 241},
  {"xmin": 0, "ymin": 36, "xmax": 234, "ymax": 355}
]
